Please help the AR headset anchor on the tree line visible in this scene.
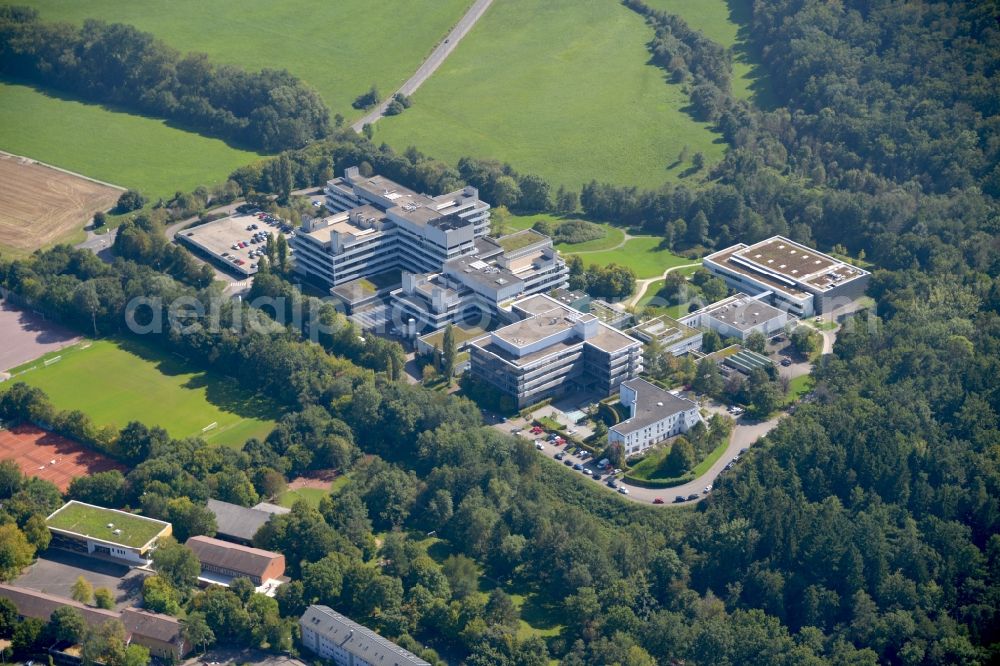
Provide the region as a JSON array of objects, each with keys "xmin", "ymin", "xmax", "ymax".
[{"xmin": 0, "ymin": 6, "xmax": 330, "ymax": 152}]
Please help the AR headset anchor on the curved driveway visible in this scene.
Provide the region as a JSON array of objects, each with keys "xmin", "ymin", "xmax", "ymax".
[{"xmin": 351, "ymin": 0, "xmax": 495, "ymax": 131}]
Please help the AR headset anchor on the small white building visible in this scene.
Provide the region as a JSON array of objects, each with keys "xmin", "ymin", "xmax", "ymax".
[
  {"xmin": 609, "ymin": 379, "xmax": 701, "ymax": 456},
  {"xmin": 681, "ymin": 293, "xmax": 788, "ymax": 342}
]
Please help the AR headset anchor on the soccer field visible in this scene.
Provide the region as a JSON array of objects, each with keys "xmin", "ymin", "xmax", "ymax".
[{"xmin": 5, "ymin": 338, "xmax": 279, "ymax": 448}]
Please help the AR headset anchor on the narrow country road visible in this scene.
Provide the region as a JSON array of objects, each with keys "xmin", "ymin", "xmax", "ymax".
[
  {"xmin": 627, "ymin": 262, "xmax": 702, "ymax": 308},
  {"xmin": 351, "ymin": 0, "xmax": 495, "ymax": 132}
]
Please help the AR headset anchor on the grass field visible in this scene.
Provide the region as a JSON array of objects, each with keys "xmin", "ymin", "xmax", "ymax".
[
  {"xmin": 784, "ymin": 374, "xmax": 815, "ymax": 406},
  {"xmin": 277, "ymin": 487, "xmax": 330, "ymax": 509},
  {"xmin": 0, "ymin": 152, "xmax": 122, "ymax": 257},
  {"xmin": 375, "ymin": 0, "xmax": 727, "ymax": 190},
  {"xmin": 567, "ymin": 236, "xmax": 694, "ymax": 279},
  {"xmin": 48, "ymin": 501, "xmax": 166, "ymax": 548},
  {"xmin": 5, "ymin": 338, "xmax": 279, "ymax": 447},
  {"xmin": 22, "ymin": 0, "xmax": 470, "ymax": 121},
  {"xmin": 0, "ymin": 82, "xmax": 263, "ymax": 200}
]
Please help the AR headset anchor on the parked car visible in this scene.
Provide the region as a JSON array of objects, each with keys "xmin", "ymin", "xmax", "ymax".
[
  {"xmin": 563, "ymin": 459, "xmax": 573, "ymax": 466},
  {"xmin": 606, "ymin": 479, "xmax": 618, "ymax": 488},
  {"xmin": 554, "ymin": 452, "xmax": 565, "ymax": 460},
  {"xmin": 674, "ymin": 496, "xmax": 686, "ymax": 503},
  {"xmin": 653, "ymin": 497, "xmax": 664, "ymax": 504},
  {"xmin": 618, "ymin": 486, "xmax": 630, "ymax": 495},
  {"xmin": 597, "ymin": 458, "xmax": 610, "ymax": 469},
  {"xmin": 687, "ymin": 493, "xmax": 699, "ymax": 501},
  {"xmin": 582, "ymin": 469, "xmax": 593, "ymax": 476},
  {"xmin": 703, "ymin": 485, "xmax": 712, "ymax": 494},
  {"xmin": 534, "ymin": 441, "xmax": 544, "ymax": 450},
  {"xmin": 592, "ymin": 473, "xmax": 602, "ymax": 481},
  {"xmin": 781, "ymin": 358, "xmax": 792, "ymax": 367}
]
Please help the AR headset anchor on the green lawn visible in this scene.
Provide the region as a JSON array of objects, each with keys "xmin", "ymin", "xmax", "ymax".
[
  {"xmin": 555, "ymin": 225, "xmax": 626, "ymax": 253},
  {"xmin": 22, "ymin": 0, "xmax": 471, "ymax": 122},
  {"xmin": 375, "ymin": 0, "xmax": 727, "ymax": 190},
  {"xmin": 567, "ymin": 237, "xmax": 695, "ymax": 279},
  {"xmin": 784, "ymin": 374, "xmax": 815, "ymax": 406},
  {"xmin": 48, "ymin": 502, "xmax": 166, "ymax": 548},
  {"xmin": 4, "ymin": 338, "xmax": 279, "ymax": 447},
  {"xmin": 277, "ymin": 487, "xmax": 330, "ymax": 509},
  {"xmin": 0, "ymin": 82, "xmax": 263, "ymax": 200}
]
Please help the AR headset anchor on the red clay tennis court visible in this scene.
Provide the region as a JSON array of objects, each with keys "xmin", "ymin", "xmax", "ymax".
[{"xmin": 0, "ymin": 423, "xmax": 126, "ymax": 492}]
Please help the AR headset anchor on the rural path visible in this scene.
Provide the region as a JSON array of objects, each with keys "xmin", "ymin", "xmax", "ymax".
[
  {"xmin": 351, "ymin": 0, "xmax": 495, "ymax": 131},
  {"xmin": 626, "ymin": 262, "xmax": 702, "ymax": 308}
]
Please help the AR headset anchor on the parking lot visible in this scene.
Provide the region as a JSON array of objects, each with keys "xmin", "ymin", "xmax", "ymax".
[
  {"xmin": 177, "ymin": 212, "xmax": 292, "ymax": 278},
  {"xmin": 14, "ymin": 549, "xmax": 147, "ymax": 609}
]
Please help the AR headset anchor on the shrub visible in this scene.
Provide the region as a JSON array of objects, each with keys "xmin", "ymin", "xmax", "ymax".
[{"xmin": 553, "ymin": 219, "xmax": 605, "ymax": 244}]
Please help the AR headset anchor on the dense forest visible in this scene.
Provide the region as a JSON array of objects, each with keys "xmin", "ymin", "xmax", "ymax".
[
  {"xmin": 0, "ymin": 0, "xmax": 998, "ymax": 664},
  {"xmin": 0, "ymin": 6, "xmax": 330, "ymax": 151}
]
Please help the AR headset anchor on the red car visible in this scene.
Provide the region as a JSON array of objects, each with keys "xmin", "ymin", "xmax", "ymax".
[{"xmin": 653, "ymin": 498, "xmax": 665, "ymax": 504}]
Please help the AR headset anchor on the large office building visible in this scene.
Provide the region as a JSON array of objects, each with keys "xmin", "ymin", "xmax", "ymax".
[
  {"xmin": 469, "ymin": 294, "xmax": 643, "ymax": 408},
  {"xmin": 290, "ymin": 167, "xmax": 491, "ymax": 287},
  {"xmin": 703, "ymin": 236, "xmax": 870, "ymax": 317},
  {"xmin": 609, "ymin": 379, "xmax": 702, "ymax": 456},
  {"xmin": 390, "ymin": 229, "xmax": 568, "ymax": 332},
  {"xmin": 300, "ymin": 605, "xmax": 430, "ymax": 666},
  {"xmin": 681, "ymin": 293, "xmax": 788, "ymax": 342}
]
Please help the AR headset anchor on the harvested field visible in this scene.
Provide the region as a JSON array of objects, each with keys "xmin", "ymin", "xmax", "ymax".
[
  {"xmin": 0, "ymin": 423, "xmax": 126, "ymax": 492},
  {"xmin": 0, "ymin": 299, "xmax": 81, "ymax": 373},
  {"xmin": 0, "ymin": 152, "xmax": 122, "ymax": 256}
]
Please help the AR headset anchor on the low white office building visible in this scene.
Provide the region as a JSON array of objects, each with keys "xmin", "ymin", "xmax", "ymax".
[
  {"xmin": 703, "ymin": 235, "xmax": 870, "ymax": 317},
  {"xmin": 681, "ymin": 293, "xmax": 788, "ymax": 342},
  {"xmin": 300, "ymin": 605, "xmax": 430, "ymax": 666},
  {"xmin": 609, "ymin": 379, "xmax": 702, "ymax": 456}
]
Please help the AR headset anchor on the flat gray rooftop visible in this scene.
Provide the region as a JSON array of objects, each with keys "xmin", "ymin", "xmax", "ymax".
[
  {"xmin": 178, "ymin": 214, "xmax": 277, "ymax": 276},
  {"xmin": 704, "ymin": 294, "xmax": 785, "ymax": 331},
  {"xmin": 613, "ymin": 378, "xmax": 697, "ymax": 435}
]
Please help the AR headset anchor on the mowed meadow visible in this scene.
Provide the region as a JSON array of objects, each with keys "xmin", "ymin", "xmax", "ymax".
[
  {"xmin": 375, "ymin": 0, "xmax": 728, "ymax": 190},
  {"xmin": 0, "ymin": 82, "xmax": 264, "ymax": 200},
  {"xmin": 19, "ymin": 0, "xmax": 472, "ymax": 119}
]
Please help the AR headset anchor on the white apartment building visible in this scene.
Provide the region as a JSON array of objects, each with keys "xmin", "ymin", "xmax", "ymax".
[
  {"xmin": 300, "ymin": 605, "xmax": 430, "ymax": 666},
  {"xmin": 469, "ymin": 294, "xmax": 642, "ymax": 408},
  {"xmin": 609, "ymin": 379, "xmax": 702, "ymax": 456},
  {"xmin": 681, "ymin": 293, "xmax": 788, "ymax": 342},
  {"xmin": 703, "ymin": 235, "xmax": 870, "ymax": 317},
  {"xmin": 390, "ymin": 230, "xmax": 568, "ymax": 332},
  {"xmin": 290, "ymin": 166, "xmax": 491, "ymax": 287}
]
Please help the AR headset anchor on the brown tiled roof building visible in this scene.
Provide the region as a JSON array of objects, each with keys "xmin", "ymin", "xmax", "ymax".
[
  {"xmin": 185, "ymin": 535, "xmax": 285, "ymax": 585},
  {"xmin": 0, "ymin": 584, "xmax": 189, "ymax": 661}
]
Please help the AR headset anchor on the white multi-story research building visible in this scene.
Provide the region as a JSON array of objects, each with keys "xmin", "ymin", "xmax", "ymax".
[
  {"xmin": 469, "ymin": 294, "xmax": 643, "ymax": 408},
  {"xmin": 608, "ymin": 379, "xmax": 702, "ymax": 456},
  {"xmin": 290, "ymin": 166, "xmax": 491, "ymax": 287}
]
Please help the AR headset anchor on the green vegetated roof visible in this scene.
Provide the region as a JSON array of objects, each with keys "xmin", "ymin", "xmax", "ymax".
[
  {"xmin": 47, "ymin": 502, "xmax": 167, "ymax": 549},
  {"xmin": 498, "ymin": 229, "xmax": 545, "ymax": 253}
]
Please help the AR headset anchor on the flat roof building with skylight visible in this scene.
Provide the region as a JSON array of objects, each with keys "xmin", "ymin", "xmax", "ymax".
[
  {"xmin": 703, "ymin": 236, "xmax": 870, "ymax": 317},
  {"xmin": 681, "ymin": 293, "xmax": 789, "ymax": 342}
]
